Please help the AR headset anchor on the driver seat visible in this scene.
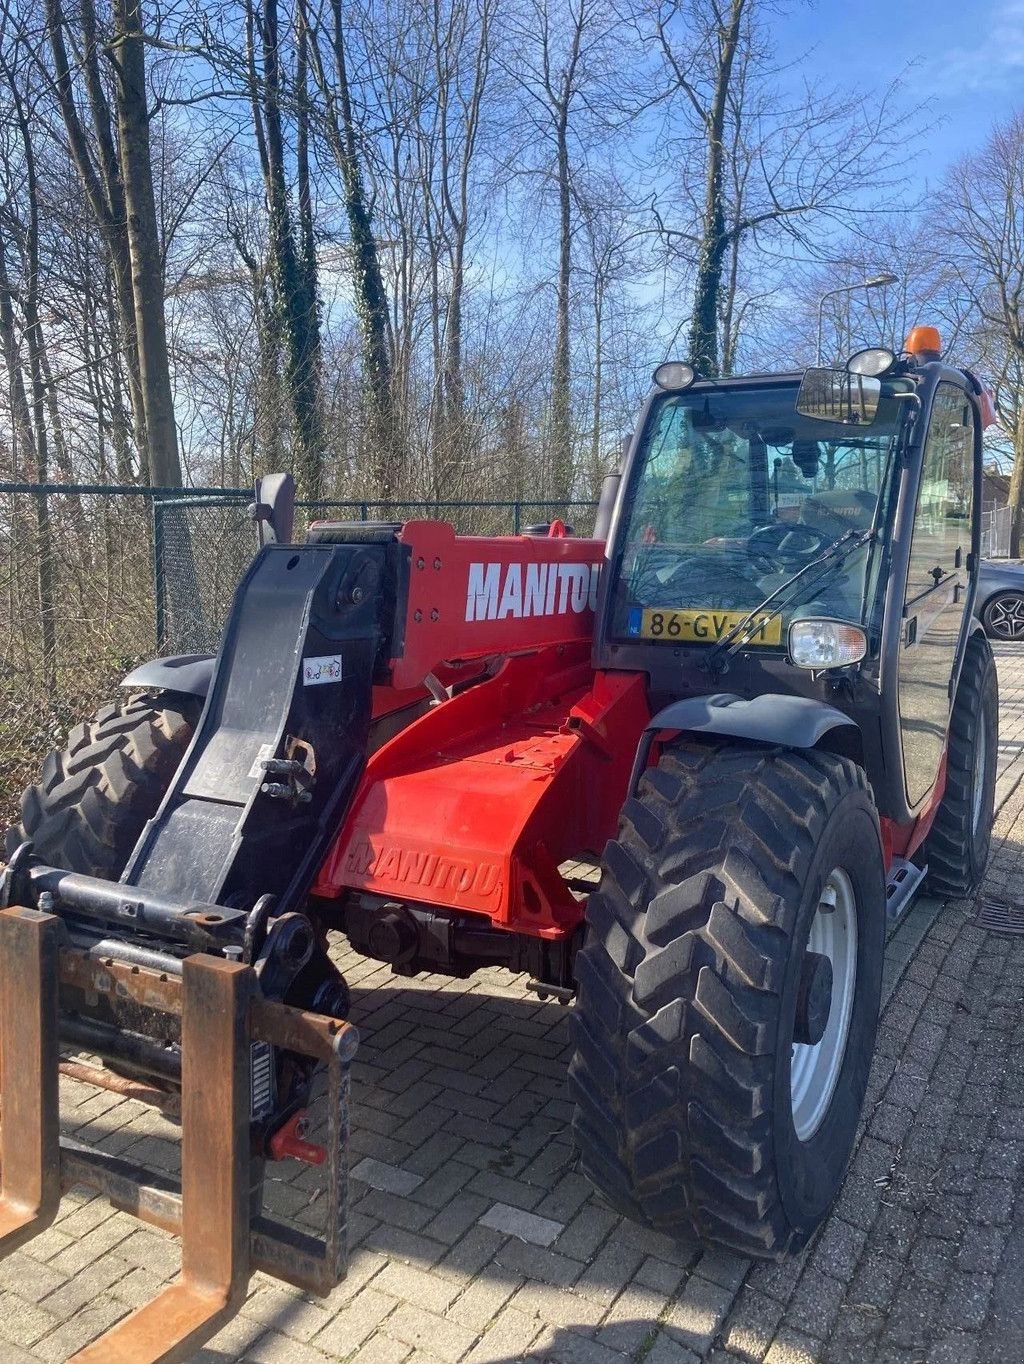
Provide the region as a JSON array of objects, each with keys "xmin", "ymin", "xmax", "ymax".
[{"xmin": 799, "ymin": 489, "xmax": 877, "ymax": 540}]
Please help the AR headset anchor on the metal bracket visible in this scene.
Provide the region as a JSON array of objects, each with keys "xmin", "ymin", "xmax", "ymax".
[{"xmin": 0, "ymin": 907, "xmax": 356, "ymax": 1363}]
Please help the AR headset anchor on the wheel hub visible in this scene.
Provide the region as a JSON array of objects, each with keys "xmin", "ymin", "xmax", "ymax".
[
  {"xmin": 794, "ymin": 950, "xmax": 832, "ymax": 1045},
  {"xmin": 790, "ymin": 868, "xmax": 858, "ymax": 1142}
]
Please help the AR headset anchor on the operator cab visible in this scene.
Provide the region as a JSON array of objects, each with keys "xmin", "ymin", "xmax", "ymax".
[{"xmin": 596, "ymin": 330, "xmax": 991, "ymax": 827}]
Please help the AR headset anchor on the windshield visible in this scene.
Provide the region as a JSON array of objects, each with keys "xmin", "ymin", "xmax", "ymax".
[{"xmin": 611, "ymin": 381, "xmax": 903, "ymax": 647}]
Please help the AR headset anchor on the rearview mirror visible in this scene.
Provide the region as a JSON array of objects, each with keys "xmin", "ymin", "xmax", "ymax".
[{"xmin": 796, "ymin": 368, "xmax": 882, "ymax": 426}]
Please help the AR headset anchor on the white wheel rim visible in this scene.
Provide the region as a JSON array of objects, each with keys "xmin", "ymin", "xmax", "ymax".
[
  {"xmin": 972, "ymin": 717, "xmax": 987, "ymax": 835},
  {"xmin": 790, "ymin": 868, "xmax": 858, "ymax": 1142}
]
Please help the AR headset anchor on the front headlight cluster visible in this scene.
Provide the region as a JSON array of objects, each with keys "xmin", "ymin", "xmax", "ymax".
[{"xmin": 788, "ymin": 619, "xmax": 867, "ymax": 669}]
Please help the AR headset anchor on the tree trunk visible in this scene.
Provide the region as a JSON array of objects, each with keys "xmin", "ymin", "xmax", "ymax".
[
  {"xmin": 305, "ymin": 0, "xmax": 400, "ymax": 498},
  {"xmin": 0, "ymin": 231, "xmax": 56, "ymax": 693},
  {"xmin": 45, "ymin": 0, "xmax": 150, "ymax": 479},
  {"xmin": 110, "ymin": 0, "xmax": 182, "ymax": 489},
  {"xmin": 590, "ymin": 267, "xmax": 604, "ymax": 494},
  {"xmin": 251, "ymin": 0, "xmax": 324, "ymax": 499},
  {"xmin": 551, "ymin": 109, "xmax": 573, "ymax": 502},
  {"xmin": 687, "ymin": 0, "xmax": 745, "ymax": 378}
]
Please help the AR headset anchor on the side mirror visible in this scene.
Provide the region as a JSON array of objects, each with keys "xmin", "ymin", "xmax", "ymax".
[
  {"xmin": 797, "ymin": 369, "xmax": 882, "ymax": 426},
  {"xmin": 251, "ymin": 472, "xmax": 295, "ymax": 546}
]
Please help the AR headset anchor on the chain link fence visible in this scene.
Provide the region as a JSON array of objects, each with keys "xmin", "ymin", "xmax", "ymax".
[
  {"xmin": 981, "ymin": 505, "xmax": 1012, "ymax": 559},
  {"xmin": 153, "ymin": 492, "xmax": 600, "ymax": 654},
  {"xmin": 1, "ymin": 482, "xmax": 598, "ymax": 824}
]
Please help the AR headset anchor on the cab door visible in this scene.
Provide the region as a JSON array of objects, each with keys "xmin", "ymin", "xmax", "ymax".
[{"xmin": 898, "ymin": 382, "xmax": 976, "ymax": 808}]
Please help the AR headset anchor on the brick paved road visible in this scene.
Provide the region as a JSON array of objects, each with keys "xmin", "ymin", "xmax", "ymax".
[{"xmin": 2, "ymin": 644, "xmax": 1024, "ymax": 1363}]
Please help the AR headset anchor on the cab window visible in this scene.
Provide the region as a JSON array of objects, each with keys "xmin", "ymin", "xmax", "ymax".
[{"xmin": 905, "ymin": 384, "xmax": 974, "ymax": 602}]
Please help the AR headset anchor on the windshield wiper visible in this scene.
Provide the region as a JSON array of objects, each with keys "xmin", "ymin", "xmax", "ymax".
[{"xmin": 702, "ymin": 528, "xmax": 873, "ymax": 677}]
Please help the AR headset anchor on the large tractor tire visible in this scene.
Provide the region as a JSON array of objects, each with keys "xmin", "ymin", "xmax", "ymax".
[
  {"xmin": 923, "ymin": 630, "xmax": 998, "ymax": 899},
  {"xmin": 4, "ymin": 693, "xmax": 197, "ymax": 877},
  {"xmin": 569, "ymin": 741, "xmax": 885, "ymax": 1258}
]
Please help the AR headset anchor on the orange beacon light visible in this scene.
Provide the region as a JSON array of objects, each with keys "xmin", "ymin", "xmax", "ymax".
[{"xmin": 904, "ymin": 325, "xmax": 942, "ymax": 361}]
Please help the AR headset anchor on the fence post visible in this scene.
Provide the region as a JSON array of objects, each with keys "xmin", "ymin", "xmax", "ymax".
[
  {"xmin": 513, "ymin": 502, "xmax": 521, "ymax": 535},
  {"xmin": 152, "ymin": 497, "xmax": 166, "ymax": 652}
]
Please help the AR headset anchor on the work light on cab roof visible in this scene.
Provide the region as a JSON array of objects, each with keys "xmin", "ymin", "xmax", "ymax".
[
  {"xmin": 653, "ymin": 360, "xmax": 697, "ymax": 390},
  {"xmin": 847, "ymin": 346, "xmax": 896, "ymax": 377}
]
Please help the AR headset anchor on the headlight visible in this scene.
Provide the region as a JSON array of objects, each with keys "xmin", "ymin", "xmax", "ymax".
[
  {"xmin": 789, "ymin": 619, "xmax": 867, "ymax": 669},
  {"xmin": 846, "ymin": 347, "xmax": 896, "ymax": 377},
  {"xmin": 653, "ymin": 361, "xmax": 696, "ymax": 390}
]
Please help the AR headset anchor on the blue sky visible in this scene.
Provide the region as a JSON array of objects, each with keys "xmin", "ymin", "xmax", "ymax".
[{"xmin": 774, "ymin": 0, "xmax": 1024, "ymax": 189}]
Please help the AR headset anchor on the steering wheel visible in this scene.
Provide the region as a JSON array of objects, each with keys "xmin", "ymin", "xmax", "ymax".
[{"xmin": 747, "ymin": 523, "xmax": 832, "ymax": 566}]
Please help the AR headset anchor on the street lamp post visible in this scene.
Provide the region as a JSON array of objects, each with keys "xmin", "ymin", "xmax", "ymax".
[{"xmin": 815, "ymin": 273, "xmax": 899, "ymax": 365}]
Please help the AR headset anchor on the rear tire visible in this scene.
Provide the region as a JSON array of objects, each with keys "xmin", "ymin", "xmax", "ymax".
[
  {"xmin": 4, "ymin": 693, "xmax": 197, "ymax": 877},
  {"xmin": 569, "ymin": 742, "xmax": 885, "ymax": 1258},
  {"xmin": 923, "ymin": 630, "xmax": 997, "ymax": 898}
]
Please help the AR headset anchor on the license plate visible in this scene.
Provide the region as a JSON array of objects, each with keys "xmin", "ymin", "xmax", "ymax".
[{"xmin": 634, "ymin": 607, "xmax": 782, "ymax": 645}]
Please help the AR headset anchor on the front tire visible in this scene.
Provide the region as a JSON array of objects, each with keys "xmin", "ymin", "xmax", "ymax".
[
  {"xmin": 569, "ymin": 742, "xmax": 885, "ymax": 1258},
  {"xmin": 4, "ymin": 693, "xmax": 197, "ymax": 877},
  {"xmin": 923, "ymin": 630, "xmax": 997, "ymax": 897}
]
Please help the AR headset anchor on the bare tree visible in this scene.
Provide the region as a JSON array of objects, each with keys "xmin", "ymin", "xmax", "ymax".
[
  {"xmin": 646, "ymin": 0, "xmax": 913, "ymax": 376},
  {"xmin": 302, "ymin": 0, "xmax": 400, "ymax": 498},
  {"xmin": 243, "ymin": 0, "xmax": 325, "ymax": 497},
  {"xmin": 505, "ymin": 0, "xmax": 621, "ymax": 501},
  {"xmin": 940, "ymin": 113, "xmax": 1024, "ymax": 554}
]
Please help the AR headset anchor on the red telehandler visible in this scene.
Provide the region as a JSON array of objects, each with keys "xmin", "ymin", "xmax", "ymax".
[{"xmin": 0, "ymin": 328, "xmax": 998, "ymax": 1359}]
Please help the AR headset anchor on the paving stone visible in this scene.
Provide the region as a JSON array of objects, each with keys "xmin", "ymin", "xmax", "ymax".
[
  {"xmin": 352, "ymin": 1157, "xmax": 426, "ymax": 1196},
  {"xmin": 595, "ymin": 1280, "xmax": 668, "ymax": 1353},
  {"xmin": 512, "ymin": 1279, "xmax": 604, "ymax": 1329},
  {"xmin": 721, "ymin": 1285, "xmax": 786, "ymax": 1359},
  {"xmin": 665, "ymin": 1274, "xmax": 737, "ymax": 1353},
  {"xmin": 812, "ymin": 1217, "xmax": 868, "ymax": 1281},
  {"xmin": 636, "ymin": 1254, "xmax": 690, "ymax": 1298},
  {"xmin": 644, "ymin": 1332, "xmax": 702, "ymax": 1364},
  {"xmin": 573, "ymin": 1236, "xmax": 645, "ymax": 1306},
  {"xmin": 447, "ymin": 1273, "xmax": 523, "ymax": 1332},
  {"xmin": 351, "ymin": 1335, "xmax": 413, "ymax": 1364},
  {"xmin": 782, "ymin": 1267, "xmax": 845, "ymax": 1340},
  {"xmin": 762, "ymin": 1327, "xmax": 822, "ymax": 1364},
  {"xmin": 551, "ymin": 1206, "xmax": 618, "ymax": 1262},
  {"xmin": 312, "ymin": 1287, "xmax": 398, "ymax": 1357},
  {"xmin": 479, "ymin": 1201, "xmax": 563, "ymax": 1247},
  {"xmin": 927, "ymin": 1334, "xmax": 979, "ymax": 1364},
  {"xmin": 245, "ymin": 1330, "xmax": 333, "ymax": 1364},
  {"xmin": 938, "ymin": 1270, "xmax": 995, "ymax": 1331},
  {"xmin": 463, "ymin": 1305, "xmax": 540, "ymax": 1362},
  {"xmin": 383, "ymin": 1302, "xmax": 477, "ymax": 1362},
  {"xmin": 523, "ymin": 1321, "xmax": 629, "ymax": 1364},
  {"xmin": 494, "ymin": 1237, "xmax": 583, "ymax": 1289},
  {"xmin": 957, "ymin": 1222, "xmax": 1008, "ymax": 1274}
]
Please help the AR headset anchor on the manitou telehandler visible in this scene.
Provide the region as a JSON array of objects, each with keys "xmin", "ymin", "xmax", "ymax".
[{"xmin": 0, "ymin": 326, "xmax": 998, "ymax": 1359}]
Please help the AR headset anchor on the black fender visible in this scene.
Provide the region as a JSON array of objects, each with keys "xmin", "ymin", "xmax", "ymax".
[
  {"xmin": 120, "ymin": 653, "xmax": 215, "ymax": 700},
  {"xmin": 628, "ymin": 691, "xmax": 860, "ymax": 795}
]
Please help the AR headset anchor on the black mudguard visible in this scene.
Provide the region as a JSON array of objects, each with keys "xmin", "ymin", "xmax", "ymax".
[
  {"xmin": 121, "ymin": 653, "xmax": 215, "ymax": 699},
  {"xmin": 628, "ymin": 691, "xmax": 860, "ymax": 795}
]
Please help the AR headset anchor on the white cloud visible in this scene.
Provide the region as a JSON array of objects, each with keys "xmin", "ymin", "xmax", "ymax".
[{"xmin": 924, "ymin": 0, "xmax": 1024, "ymax": 94}]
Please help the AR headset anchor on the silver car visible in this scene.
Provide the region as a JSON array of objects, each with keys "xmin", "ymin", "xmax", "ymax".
[{"xmin": 977, "ymin": 559, "xmax": 1024, "ymax": 639}]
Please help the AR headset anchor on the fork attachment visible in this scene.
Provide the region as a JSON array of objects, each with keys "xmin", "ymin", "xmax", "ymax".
[{"xmin": 0, "ymin": 906, "xmax": 356, "ymax": 1364}]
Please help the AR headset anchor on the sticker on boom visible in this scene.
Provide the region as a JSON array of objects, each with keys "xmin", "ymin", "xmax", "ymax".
[{"xmin": 637, "ymin": 608, "xmax": 782, "ymax": 645}]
